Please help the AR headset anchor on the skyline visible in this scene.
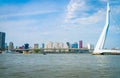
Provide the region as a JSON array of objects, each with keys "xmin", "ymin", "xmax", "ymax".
[{"xmin": 0, "ymin": 0, "xmax": 120, "ymax": 49}]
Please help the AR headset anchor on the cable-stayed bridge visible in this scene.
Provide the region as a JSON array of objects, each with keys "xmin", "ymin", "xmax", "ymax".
[{"xmin": 93, "ymin": 2, "xmax": 120, "ymax": 55}]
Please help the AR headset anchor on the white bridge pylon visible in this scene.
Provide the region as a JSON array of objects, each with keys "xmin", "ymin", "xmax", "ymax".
[{"xmin": 93, "ymin": 2, "xmax": 120, "ymax": 54}]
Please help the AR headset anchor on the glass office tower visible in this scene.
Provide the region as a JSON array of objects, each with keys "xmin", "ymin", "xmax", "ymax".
[{"xmin": 0, "ymin": 32, "xmax": 6, "ymax": 50}]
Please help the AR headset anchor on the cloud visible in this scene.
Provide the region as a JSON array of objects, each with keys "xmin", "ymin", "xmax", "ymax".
[
  {"xmin": 65, "ymin": 0, "xmax": 89, "ymax": 22},
  {"xmin": 0, "ymin": 1, "xmax": 57, "ymax": 19},
  {"xmin": 61, "ymin": 0, "xmax": 109, "ymax": 45},
  {"xmin": 0, "ymin": 19, "xmax": 44, "ymax": 45},
  {"xmin": 64, "ymin": 0, "xmax": 120, "ymax": 33},
  {"xmin": 72, "ymin": 9, "xmax": 105, "ymax": 25},
  {"xmin": 0, "ymin": 17, "xmax": 63, "ymax": 46},
  {"xmin": 100, "ymin": 0, "xmax": 109, "ymax": 2},
  {"xmin": 0, "ymin": 10, "xmax": 56, "ymax": 19},
  {"xmin": 63, "ymin": 8, "xmax": 106, "ymax": 29}
]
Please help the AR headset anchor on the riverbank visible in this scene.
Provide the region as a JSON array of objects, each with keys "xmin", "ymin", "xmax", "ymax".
[{"xmin": 92, "ymin": 52, "xmax": 120, "ymax": 55}]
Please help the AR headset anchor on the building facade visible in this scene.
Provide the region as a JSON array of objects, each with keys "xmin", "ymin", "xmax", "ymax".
[
  {"xmin": 0, "ymin": 32, "xmax": 6, "ymax": 50},
  {"xmin": 79, "ymin": 40, "xmax": 83, "ymax": 48},
  {"xmin": 45, "ymin": 41, "xmax": 53, "ymax": 48},
  {"xmin": 42, "ymin": 43, "xmax": 45, "ymax": 48},
  {"xmin": 24, "ymin": 43, "xmax": 29, "ymax": 49},
  {"xmin": 72, "ymin": 42, "xmax": 78, "ymax": 48},
  {"xmin": 87, "ymin": 43, "xmax": 94, "ymax": 49},
  {"xmin": 59, "ymin": 42, "xmax": 64, "ymax": 48},
  {"xmin": 66, "ymin": 42, "xmax": 70, "ymax": 48},
  {"xmin": 8, "ymin": 42, "xmax": 14, "ymax": 50},
  {"xmin": 53, "ymin": 42, "xmax": 59, "ymax": 49},
  {"xmin": 34, "ymin": 44, "xmax": 39, "ymax": 49}
]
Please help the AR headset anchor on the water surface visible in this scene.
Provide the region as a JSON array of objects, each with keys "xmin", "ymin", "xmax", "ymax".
[{"xmin": 0, "ymin": 54, "xmax": 120, "ymax": 78}]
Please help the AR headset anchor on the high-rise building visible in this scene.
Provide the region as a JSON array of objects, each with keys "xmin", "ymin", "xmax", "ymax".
[
  {"xmin": 66, "ymin": 42, "xmax": 70, "ymax": 48},
  {"xmin": 0, "ymin": 32, "xmax": 6, "ymax": 50},
  {"xmin": 24, "ymin": 43, "xmax": 29, "ymax": 49},
  {"xmin": 8, "ymin": 42, "xmax": 14, "ymax": 50},
  {"xmin": 46, "ymin": 41, "xmax": 53, "ymax": 48},
  {"xmin": 72, "ymin": 42, "xmax": 78, "ymax": 48},
  {"xmin": 63, "ymin": 42, "xmax": 69, "ymax": 52},
  {"xmin": 53, "ymin": 42, "xmax": 59, "ymax": 49},
  {"xmin": 5, "ymin": 43, "xmax": 8, "ymax": 50},
  {"xmin": 42, "ymin": 43, "xmax": 45, "ymax": 48},
  {"xmin": 34, "ymin": 44, "xmax": 39, "ymax": 49},
  {"xmin": 79, "ymin": 40, "xmax": 83, "ymax": 48},
  {"xmin": 59, "ymin": 42, "xmax": 64, "ymax": 48},
  {"xmin": 64, "ymin": 42, "xmax": 69, "ymax": 48},
  {"xmin": 87, "ymin": 43, "xmax": 94, "ymax": 49}
]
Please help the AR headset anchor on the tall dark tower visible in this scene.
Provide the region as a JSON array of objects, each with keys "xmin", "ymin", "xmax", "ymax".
[
  {"xmin": 0, "ymin": 32, "xmax": 6, "ymax": 50},
  {"xmin": 79, "ymin": 40, "xmax": 83, "ymax": 48}
]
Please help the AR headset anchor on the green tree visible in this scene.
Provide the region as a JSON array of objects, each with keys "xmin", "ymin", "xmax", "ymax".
[{"xmin": 34, "ymin": 49, "xmax": 40, "ymax": 53}]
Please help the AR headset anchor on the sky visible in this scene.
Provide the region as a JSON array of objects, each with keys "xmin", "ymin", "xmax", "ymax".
[{"xmin": 0, "ymin": 0, "xmax": 120, "ymax": 49}]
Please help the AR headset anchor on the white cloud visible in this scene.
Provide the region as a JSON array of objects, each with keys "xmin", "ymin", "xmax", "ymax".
[
  {"xmin": 0, "ymin": 1, "xmax": 57, "ymax": 18},
  {"xmin": 100, "ymin": 0, "xmax": 109, "ymax": 2},
  {"xmin": 60, "ymin": 1, "xmax": 108, "ymax": 46},
  {"xmin": 64, "ymin": 0, "xmax": 120, "ymax": 34},
  {"xmin": 0, "ymin": 18, "xmax": 62, "ymax": 46},
  {"xmin": 72, "ymin": 9, "xmax": 105, "ymax": 25},
  {"xmin": 65, "ymin": 0, "xmax": 89, "ymax": 22},
  {"xmin": 0, "ymin": 10, "xmax": 56, "ymax": 18},
  {"xmin": 63, "ymin": 8, "xmax": 106, "ymax": 29}
]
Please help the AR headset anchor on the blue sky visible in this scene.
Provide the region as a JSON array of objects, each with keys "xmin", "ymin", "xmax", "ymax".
[{"xmin": 0, "ymin": 0, "xmax": 120, "ymax": 49}]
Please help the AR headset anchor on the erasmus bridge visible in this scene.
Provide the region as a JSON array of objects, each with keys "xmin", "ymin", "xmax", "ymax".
[{"xmin": 93, "ymin": 2, "xmax": 120, "ymax": 55}]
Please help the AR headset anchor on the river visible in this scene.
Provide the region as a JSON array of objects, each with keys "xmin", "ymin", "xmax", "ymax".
[{"xmin": 0, "ymin": 53, "xmax": 120, "ymax": 78}]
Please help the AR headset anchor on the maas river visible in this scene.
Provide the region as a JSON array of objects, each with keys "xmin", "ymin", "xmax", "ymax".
[{"xmin": 0, "ymin": 53, "xmax": 120, "ymax": 78}]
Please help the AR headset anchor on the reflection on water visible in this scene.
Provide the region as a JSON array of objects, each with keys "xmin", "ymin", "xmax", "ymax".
[{"xmin": 0, "ymin": 54, "xmax": 120, "ymax": 78}]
